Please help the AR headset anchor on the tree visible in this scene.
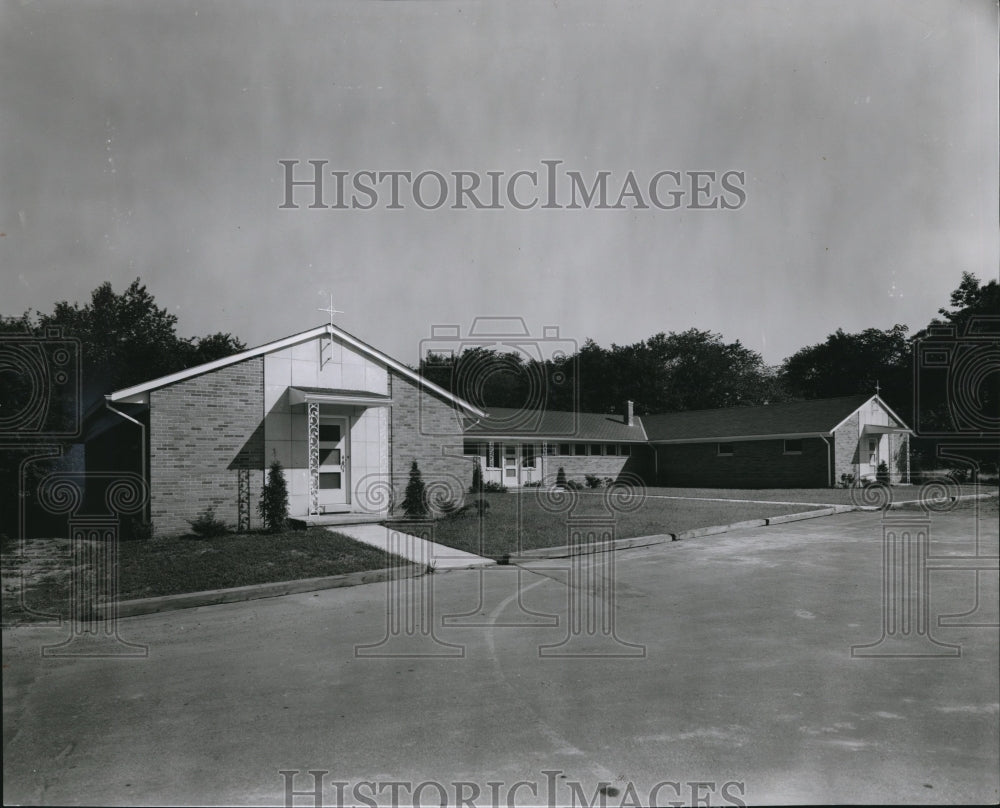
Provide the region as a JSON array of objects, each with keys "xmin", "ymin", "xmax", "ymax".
[
  {"xmin": 259, "ymin": 460, "xmax": 289, "ymax": 532},
  {"xmin": 781, "ymin": 325, "xmax": 911, "ymax": 416},
  {"xmin": 29, "ymin": 278, "xmax": 246, "ymax": 404},
  {"xmin": 402, "ymin": 460, "xmax": 427, "ymax": 517}
]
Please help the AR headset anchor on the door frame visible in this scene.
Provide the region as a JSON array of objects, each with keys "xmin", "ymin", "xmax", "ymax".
[{"xmin": 317, "ymin": 414, "xmax": 351, "ymax": 510}]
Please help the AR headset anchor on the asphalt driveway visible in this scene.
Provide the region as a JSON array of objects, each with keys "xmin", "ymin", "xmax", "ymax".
[{"xmin": 4, "ymin": 502, "xmax": 997, "ymax": 806}]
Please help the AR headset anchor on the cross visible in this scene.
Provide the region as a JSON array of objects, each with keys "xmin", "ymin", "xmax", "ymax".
[
  {"xmin": 875, "ymin": 380, "xmax": 880, "ymax": 396},
  {"xmin": 318, "ymin": 293, "xmax": 344, "ymax": 326}
]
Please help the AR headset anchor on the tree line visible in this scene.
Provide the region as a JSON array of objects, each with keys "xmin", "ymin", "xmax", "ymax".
[{"xmin": 421, "ymin": 272, "xmax": 998, "ymax": 434}]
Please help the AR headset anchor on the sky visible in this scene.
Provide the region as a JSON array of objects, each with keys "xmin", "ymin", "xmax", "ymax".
[{"xmin": 1, "ymin": 0, "xmax": 997, "ymax": 368}]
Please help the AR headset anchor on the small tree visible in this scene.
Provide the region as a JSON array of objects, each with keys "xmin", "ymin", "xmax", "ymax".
[
  {"xmin": 402, "ymin": 460, "xmax": 428, "ymax": 517},
  {"xmin": 876, "ymin": 460, "xmax": 890, "ymax": 486},
  {"xmin": 470, "ymin": 457, "xmax": 484, "ymax": 494},
  {"xmin": 556, "ymin": 466, "xmax": 568, "ymax": 489},
  {"xmin": 259, "ymin": 459, "xmax": 289, "ymax": 532}
]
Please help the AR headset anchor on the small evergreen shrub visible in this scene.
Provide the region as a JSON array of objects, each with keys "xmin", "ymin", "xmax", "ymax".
[
  {"xmin": 555, "ymin": 467, "xmax": 568, "ymax": 489},
  {"xmin": 469, "ymin": 458, "xmax": 484, "ymax": 494},
  {"xmin": 259, "ymin": 459, "xmax": 290, "ymax": 532},
  {"xmin": 838, "ymin": 473, "xmax": 856, "ymax": 489},
  {"xmin": 876, "ymin": 461, "xmax": 890, "ymax": 486},
  {"xmin": 402, "ymin": 460, "xmax": 428, "ymax": 517},
  {"xmin": 188, "ymin": 507, "xmax": 229, "ymax": 538},
  {"xmin": 482, "ymin": 481, "xmax": 508, "ymax": 493}
]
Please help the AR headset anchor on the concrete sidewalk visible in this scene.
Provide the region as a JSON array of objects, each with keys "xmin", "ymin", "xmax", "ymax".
[{"xmin": 330, "ymin": 523, "xmax": 496, "ymax": 570}]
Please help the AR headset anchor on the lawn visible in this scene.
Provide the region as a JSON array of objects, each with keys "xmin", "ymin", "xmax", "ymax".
[
  {"xmin": 1, "ymin": 526, "xmax": 401, "ymax": 624},
  {"xmin": 414, "ymin": 490, "xmax": 816, "ymax": 558}
]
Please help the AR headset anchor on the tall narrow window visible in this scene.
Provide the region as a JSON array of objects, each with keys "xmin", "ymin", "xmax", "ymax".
[{"xmin": 717, "ymin": 443, "xmax": 735, "ymax": 456}]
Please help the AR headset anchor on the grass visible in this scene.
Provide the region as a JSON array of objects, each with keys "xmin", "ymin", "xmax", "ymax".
[
  {"xmin": 414, "ymin": 490, "xmax": 816, "ymax": 558},
  {"xmin": 2, "ymin": 526, "xmax": 402, "ymax": 624}
]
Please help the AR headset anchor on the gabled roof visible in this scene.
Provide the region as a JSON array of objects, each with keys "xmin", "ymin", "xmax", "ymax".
[
  {"xmin": 465, "ymin": 407, "xmax": 649, "ymax": 442},
  {"xmin": 642, "ymin": 394, "xmax": 902, "ymax": 442},
  {"xmin": 107, "ymin": 323, "xmax": 485, "ymax": 416}
]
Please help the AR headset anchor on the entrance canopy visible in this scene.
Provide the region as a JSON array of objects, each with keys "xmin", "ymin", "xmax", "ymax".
[
  {"xmin": 860, "ymin": 424, "xmax": 911, "ymax": 436},
  {"xmin": 288, "ymin": 386, "xmax": 391, "ymax": 407}
]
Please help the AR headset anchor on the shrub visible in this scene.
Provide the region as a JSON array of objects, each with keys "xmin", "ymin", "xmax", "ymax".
[
  {"xmin": 585, "ymin": 474, "xmax": 603, "ymax": 489},
  {"xmin": 565, "ymin": 479, "xmax": 584, "ymax": 491},
  {"xmin": 555, "ymin": 467, "xmax": 568, "ymax": 488},
  {"xmin": 522, "ymin": 480, "xmax": 542, "ymax": 488},
  {"xmin": 482, "ymin": 481, "xmax": 508, "ymax": 493},
  {"xmin": 188, "ymin": 507, "xmax": 229, "ymax": 538},
  {"xmin": 838, "ymin": 473, "xmax": 856, "ymax": 489},
  {"xmin": 876, "ymin": 461, "xmax": 890, "ymax": 485},
  {"xmin": 603, "ymin": 477, "xmax": 615, "ymax": 487},
  {"xmin": 469, "ymin": 458, "xmax": 484, "ymax": 494},
  {"xmin": 402, "ymin": 460, "xmax": 428, "ymax": 517},
  {"xmin": 259, "ymin": 459, "xmax": 290, "ymax": 532}
]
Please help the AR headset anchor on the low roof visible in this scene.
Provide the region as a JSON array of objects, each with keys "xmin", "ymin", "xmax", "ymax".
[
  {"xmin": 107, "ymin": 323, "xmax": 485, "ymax": 416},
  {"xmin": 465, "ymin": 407, "xmax": 649, "ymax": 442},
  {"xmin": 641, "ymin": 394, "xmax": 898, "ymax": 442}
]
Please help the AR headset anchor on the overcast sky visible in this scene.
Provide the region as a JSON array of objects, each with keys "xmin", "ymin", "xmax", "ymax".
[{"xmin": 2, "ymin": 0, "xmax": 997, "ymax": 367}]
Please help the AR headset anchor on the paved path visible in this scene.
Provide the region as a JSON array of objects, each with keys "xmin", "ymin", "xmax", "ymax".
[
  {"xmin": 330, "ymin": 523, "xmax": 496, "ymax": 570},
  {"xmin": 4, "ymin": 503, "xmax": 997, "ymax": 806}
]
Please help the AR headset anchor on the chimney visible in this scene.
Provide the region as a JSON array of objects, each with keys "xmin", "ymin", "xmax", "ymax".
[{"xmin": 625, "ymin": 400, "xmax": 634, "ymax": 427}]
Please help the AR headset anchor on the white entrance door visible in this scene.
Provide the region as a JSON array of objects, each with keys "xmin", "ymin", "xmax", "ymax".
[
  {"xmin": 502, "ymin": 443, "xmax": 520, "ymax": 486},
  {"xmin": 318, "ymin": 416, "xmax": 350, "ymax": 509}
]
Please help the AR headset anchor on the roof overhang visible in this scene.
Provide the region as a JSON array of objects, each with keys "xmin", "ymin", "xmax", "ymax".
[
  {"xmin": 650, "ymin": 431, "xmax": 830, "ymax": 445},
  {"xmin": 288, "ymin": 387, "xmax": 391, "ymax": 407},
  {"xmin": 861, "ymin": 424, "xmax": 912, "ymax": 436}
]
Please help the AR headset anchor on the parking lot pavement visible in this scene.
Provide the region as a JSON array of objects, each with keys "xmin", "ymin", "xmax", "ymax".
[{"xmin": 4, "ymin": 506, "xmax": 997, "ymax": 806}]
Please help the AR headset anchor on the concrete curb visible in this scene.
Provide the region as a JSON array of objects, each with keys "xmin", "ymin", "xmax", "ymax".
[
  {"xmin": 674, "ymin": 518, "xmax": 768, "ymax": 540},
  {"xmin": 97, "ymin": 563, "xmax": 424, "ymax": 619},
  {"xmin": 509, "ymin": 533, "xmax": 673, "ymax": 561},
  {"xmin": 854, "ymin": 491, "xmax": 998, "ymax": 512}
]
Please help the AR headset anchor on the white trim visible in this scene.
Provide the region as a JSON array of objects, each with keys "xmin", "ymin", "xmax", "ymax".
[{"xmin": 107, "ymin": 323, "xmax": 485, "ymax": 417}]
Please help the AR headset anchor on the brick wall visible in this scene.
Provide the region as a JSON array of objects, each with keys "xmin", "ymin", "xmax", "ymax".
[
  {"xmin": 539, "ymin": 450, "xmax": 651, "ymax": 486},
  {"xmin": 149, "ymin": 358, "xmax": 264, "ymax": 536},
  {"xmin": 655, "ymin": 438, "xmax": 830, "ymax": 488},
  {"xmin": 833, "ymin": 413, "xmax": 860, "ymax": 484},
  {"xmin": 388, "ymin": 371, "xmax": 469, "ymax": 510}
]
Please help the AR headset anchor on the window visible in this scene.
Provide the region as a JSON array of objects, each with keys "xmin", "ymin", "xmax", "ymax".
[
  {"xmin": 558, "ymin": 443, "xmax": 572, "ymax": 456},
  {"xmin": 504, "ymin": 444, "xmax": 517, "ymax": 458},
  {"xmin": 463, "ymin": 441, "xmax": 481, "ymax": 456},
  {"xmin": 318, "ymin": 424, "xmax": 341, "ymax": 442},
  {"xmin": 783, "ymin": 439, "xmax": 803, "ymax": 455},
  {"xmin": 545, "ymin": 444, "xmax": 558, "ymax": 456},
  {"xmin": 574, "ymin": 443, "xmax": 588, "ymax": 456},
  {"xmin": 717, "ymin": 443, "xmax": 735, "ymax": 456},
  {"xmin": 621, "ymin": 444, "xmax": 632, "ymax": 457},
  {"xmin": 319, "ymin": 472, "xmax": 342, "ymax": 489},
  {"xmin": 590, "ymin": 444, "xmax": 603, "ymax": 456},
  {"xmin": 486, "ymin": 442, "xmax": 500, "ymax": 469},
  {"xmin": 522, "ymin": 444, "xmax": 537, "ymax": 467}
]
